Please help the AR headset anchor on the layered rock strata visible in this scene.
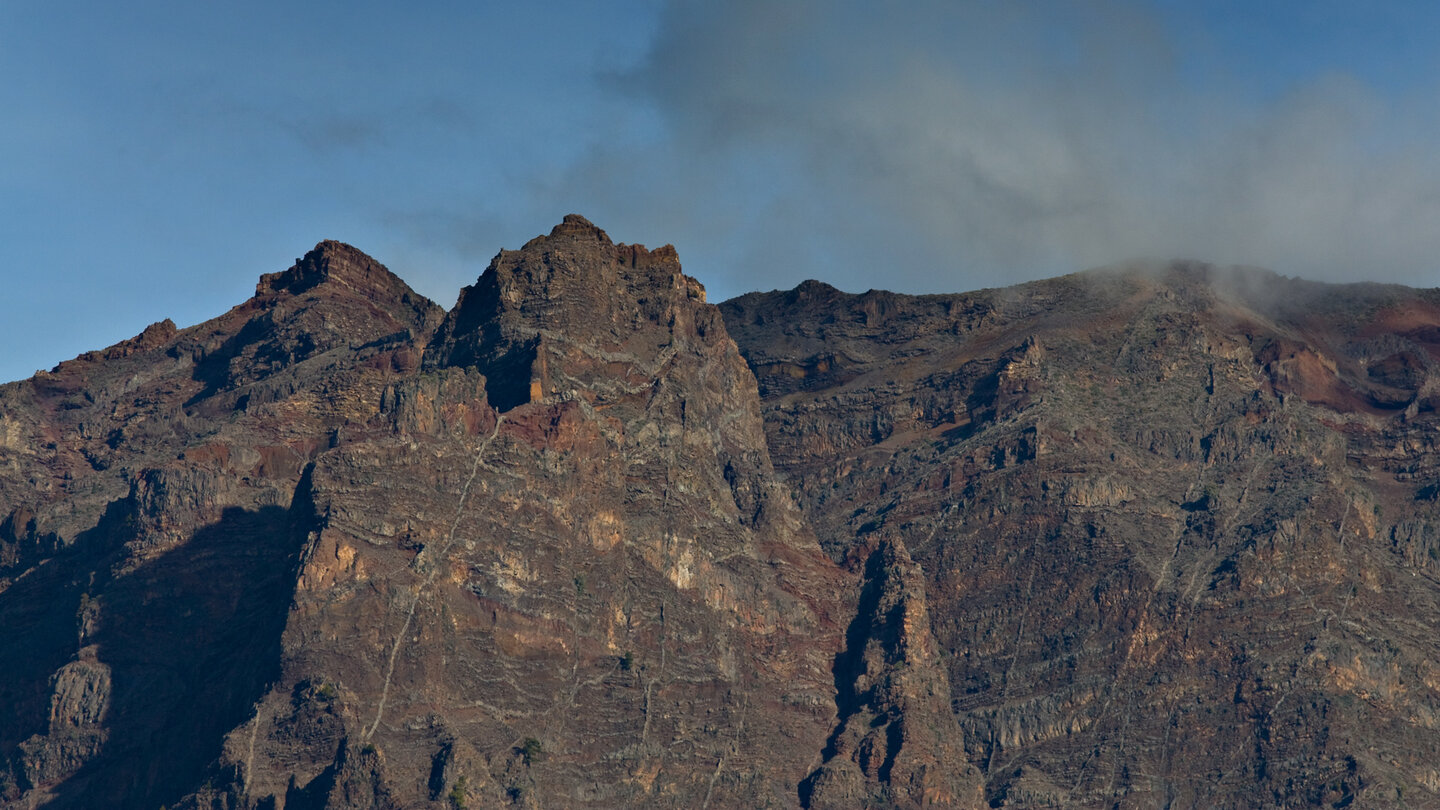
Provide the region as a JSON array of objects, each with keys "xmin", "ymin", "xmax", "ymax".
[
  {"xmin": 5, "ymin": 225, "xmax": 1440, "ymax": 809},
  {"xmin": 723, "ymin": 266, "xmax": 1440, "ymax": 808},
  {"xmin": 0, "ymin": 218, "xmax": 858, "ymax": 809}
]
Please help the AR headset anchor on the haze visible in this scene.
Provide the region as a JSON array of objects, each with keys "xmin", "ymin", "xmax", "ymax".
[{"xmin": 4, "ymin": 0, "xmax": 1439, "ymax": 383}]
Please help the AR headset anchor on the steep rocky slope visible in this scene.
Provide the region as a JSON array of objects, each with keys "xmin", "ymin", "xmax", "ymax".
[
  {"xmin": 0, "ymin": 218, "xmax": 872, "ymax": 809},
  {"xmin": 722, "ymin": 265, "xmax": 1440, "ymax": 808},
  {"xmin": 4, "ymin": 221, "xmax": 1440, "ymax": 809},
  {"xmin": 1, "ymin": 240, "xmax": 445, "ymax": 808},
  {"xmin": 211, "ymin": 216, "xmax": 849, "ymax": 809}
]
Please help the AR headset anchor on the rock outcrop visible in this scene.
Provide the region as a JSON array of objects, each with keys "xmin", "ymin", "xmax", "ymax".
[
  {"xmin": 213, "ymin": 213, "xmax": 845, "ymax": 809},
  {"xmin": 1, "ymin": 239, "xmax": 444, "ymax": 808},
  {"xmin": 4, "ymin": 231, "xmax": 1440, "ymax": 809},
  {"xmin": 803, "ymin": 538, "xmax": 983, "ymax": 809},
  {"xmin": 0, "ymin": 218, "xmax": 848, "ymax": 809},
  {"xmin": 723, "ymin": 263, "xmax": 1440, "ymax": 808}
]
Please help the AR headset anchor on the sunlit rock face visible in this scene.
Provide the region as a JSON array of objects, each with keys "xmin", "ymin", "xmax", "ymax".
[
  {"xmin": 5, "ymin": 223, "xmax": 1440, "ymax": 809},
  {"xmin": 723, "ymin": 264, "xmax": 1440, "ymax": 808},
  {"xmin": 0, "ymin": 218, "xmax": 850, "ymax": 810}
]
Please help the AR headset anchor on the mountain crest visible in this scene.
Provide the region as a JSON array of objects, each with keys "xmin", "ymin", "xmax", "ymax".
[
  {"xmin": 525, "ymin": 212, "xmax": 613, "ymax": 247},
  {"xmin": 256, "ymin": 240, "xmax": 403, "ymax": 299},
  {"xmin": 426, "ymin": 215, "xmax": 710, "ymax": 411}
]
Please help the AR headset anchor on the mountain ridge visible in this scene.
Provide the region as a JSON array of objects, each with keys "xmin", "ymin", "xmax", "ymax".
[{"xmin": 2, "ymin": 218, "xmax": 1439, "ymax": 808}]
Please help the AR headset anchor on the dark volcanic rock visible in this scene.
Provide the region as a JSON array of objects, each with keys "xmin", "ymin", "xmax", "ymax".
[
  {"xmin": 803, "ymin": 538, "xmax": 982, "ymax": 809},
  {"xmin": 0, "ymin": 241, "xmax": 447, "ymax": 807},
  {"xmin": 722, "ymin": 263, "xmax": 1440, "ymax": 808},
  {"xmin": 6, "ymin": 230, "xmax": 1440, "ymax": 810},
  {"xmin": 1, "ymin": 220, "xmax": 848, "ymax": 809},
  {"xmin": 214, "ymin": 215, "xmax": 845, "ymax": 809},
  {"xmin": 425, "ymin": 214, "xmax": 706, "ymax": 412}
]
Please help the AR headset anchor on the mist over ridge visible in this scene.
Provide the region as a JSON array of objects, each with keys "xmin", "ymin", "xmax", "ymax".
[{"xmin": 5, "ymin": 1, "xmax": 1440, "ymax": 383}]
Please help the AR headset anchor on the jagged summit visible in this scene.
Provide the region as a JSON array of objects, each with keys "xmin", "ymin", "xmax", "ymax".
[
  {"xmin": 793, "ymin": 279, "xmax": 841, "ymax": 295},
  {"xmin": 426, "ymin": 215, "xmax": 709, "ymax": 410},
  {"xmin": 527, "ymin": 212, "xmax": 613, "ymax": 246},
  {"xmin": 10, "ymin": 217, "xmax": 1440, "ymax": 808},
  {"xmin": 231, "ymin": 240, "xmax": 443, "ymax": 389},
  {"xmin": 255, "ymin": 240, "xmax": 414, "ymax": 302},
  {"xmin": 516, "ymin": 214, "xmax": 683, "ymax": 269}
]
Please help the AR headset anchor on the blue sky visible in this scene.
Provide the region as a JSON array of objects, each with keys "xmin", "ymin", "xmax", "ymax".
[{"xmin": 4, "ymin": 1, "xmax": 1440, "ymax": 383}]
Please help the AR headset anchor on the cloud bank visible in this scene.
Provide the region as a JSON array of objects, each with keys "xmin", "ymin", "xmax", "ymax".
[
  {"xmin": 550, "ymin": 0, "xmax": 1440, "ymax": 299},
  {"xmin": 4, "ymin": 0, "xmax": 1440, "ymax": 383}
]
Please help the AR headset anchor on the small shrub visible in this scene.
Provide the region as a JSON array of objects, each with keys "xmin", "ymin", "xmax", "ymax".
[
  {"xmin": 519, "ymin": 737, "xmax": 544, "ymax": 765},
  {"xmin": 448, "ymin": 776, "xmax": 468, "ymax": 809},
  {"xmin": 619, "ymin": 651, "xmax": 634, "ymax": 671}
]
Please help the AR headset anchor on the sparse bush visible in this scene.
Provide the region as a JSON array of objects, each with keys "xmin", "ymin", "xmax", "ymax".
[
  {"xmin": 519, "ymin": 737, "xmax": 544, "ymax": 765},
  {"xmin": 448, "ymin": 776, "xmax": 468, "ymax": 808}
]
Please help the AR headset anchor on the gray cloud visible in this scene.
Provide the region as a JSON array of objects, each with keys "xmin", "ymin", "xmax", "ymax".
[
  {"xmin": 7, "ymin": 0, "xmax": 1438, "ymax": 386},
  {"xmin": 541, "ymin": 0, "xmax": 1440, "ymax": 298}
]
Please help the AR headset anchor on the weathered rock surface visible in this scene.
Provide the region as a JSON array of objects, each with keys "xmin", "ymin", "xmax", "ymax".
[
  {"xmin": 207, "ymin": 215, "xmax": 845, "ymax": 809},
  {"xmin": 5, "ymin": 229, "xmax": 1440, "ymax": 810},
  {"xmin": 722, "ymin": 264, "xmax": 1440, "ymax": 808},
  {"xmin": 16, "ymin": 650, "xmax": 111, "ymax": 795},
  {"xmin": 1, "ymin": 238, "xmax": 444, "ymax": 809},
  {"xmin": 1, "ymin": 218, "xmax": 848, "ymax": 809},
  {"xmin": 803, "ymin": 537, "xmax": 983, "ymax": 809}
]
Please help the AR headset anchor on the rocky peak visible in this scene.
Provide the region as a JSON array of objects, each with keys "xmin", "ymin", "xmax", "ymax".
[
  {"xmin": 256, "ymin": 240, "xmax": 411, "ymax": 303},
  {"xmin": 792, "ymin": 279, "xmax": 842, "ymax": 299},
  {"xmin": 426, "ymin": 215, "xmax": 712, "ymax": 411},
  {"xmin": 178, "ymin": 241, "xmax": 443, "ymax": 410},
  {"xmin": 511, "ymin": 214, "xmax": 686, "ymax": 275},
  {"xmin": 529, "ymin": 212, "xmax": 613, "ymax": 245}
]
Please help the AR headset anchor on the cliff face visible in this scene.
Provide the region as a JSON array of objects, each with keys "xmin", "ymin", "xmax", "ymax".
[
  {"xmin": 3, "ymin": 224, "xmax": 1439, "ymax": 809},
  {"xmin": 222, "ymin": 215, "xmax": 846, "ymax": 809},
  {"xmin": 1, "ymin": 238, "xmax": 445, "ymax": 809},
  {"xmin": 722, "ymin": 265, "xmax": 1440, "ymax": 808},
  {"xmin": 0, "ymin": 217, "xmax": 858, "ymax": 810}
]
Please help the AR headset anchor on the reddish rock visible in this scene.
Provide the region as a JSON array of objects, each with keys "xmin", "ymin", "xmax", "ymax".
[
  {"xmin": 723, "ymin": 263, "xmax": 1440, "ymax": 808},
  {"xmin": 5, "ymin": 232, "xmax": 1440, "ymax": 810}
]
